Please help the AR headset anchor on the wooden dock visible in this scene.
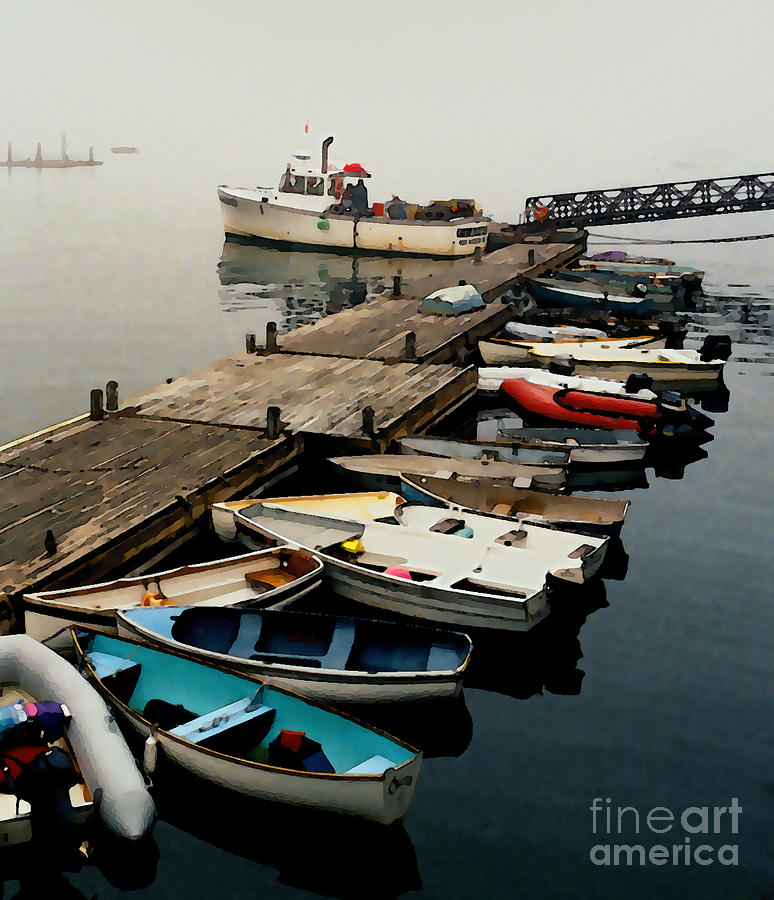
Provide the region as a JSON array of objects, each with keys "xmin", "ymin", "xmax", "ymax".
[{"xmin": 0, "ymin": 232, "xmax": 585, "ymax": 623}]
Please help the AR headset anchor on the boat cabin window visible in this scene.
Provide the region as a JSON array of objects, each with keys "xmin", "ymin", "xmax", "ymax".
[
  {"xmin": 279, "ymin": 171, "xmax": 306, "ymax": 194},
  {"xmin": 306, "ymin": 177, "xmax": 324, "ymax": 196}
]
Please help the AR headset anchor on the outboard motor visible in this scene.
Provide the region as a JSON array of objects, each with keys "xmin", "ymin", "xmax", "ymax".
[
  {"xmin": 632, "ymin": 283, "xmax": 649, "ymax": 299},
  {"xmin": 548, "ymin": 354, "xmax": 575, "ymax": 376},
  {"xmin": 700, "ymin": 334, "xmax": 732, "ymax": 361},
  {"xmin": 625, "ymin": 373, "xmax": 653, "ymax": 394}
]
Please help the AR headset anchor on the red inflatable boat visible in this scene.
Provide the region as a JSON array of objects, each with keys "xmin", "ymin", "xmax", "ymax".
[{"xmin": 500, "ymin": 378, "xmax": 710, "ymax": 437}]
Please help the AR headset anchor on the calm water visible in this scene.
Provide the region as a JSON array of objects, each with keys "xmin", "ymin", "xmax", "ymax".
[{"xmin": 1, "ymin": 157, "xmax": 773, "ymax": 899}]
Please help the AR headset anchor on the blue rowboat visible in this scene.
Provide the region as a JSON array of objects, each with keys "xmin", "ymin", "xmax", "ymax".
[
  {"xmin": 115, "ymin": 605, "xmax": 472, "ymax": 704},
  {"xmin": 72, "ymin": 628, "xmax": 422, "ymax": 823},
  {"xmin": 526, "ymin": 278, "xmax": 652, "ymax": 315}
]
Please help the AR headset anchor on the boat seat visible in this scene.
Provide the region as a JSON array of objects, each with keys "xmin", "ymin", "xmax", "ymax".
[
  {"xmin": 491, "ymin": 503, "xmax": 513, "ymax": 516},
  {"xmin": 345, "ymin": 755, "xmax": 397, "ymax": 776},
  {"xmin": 169, "ymin": 695, "xmax": 275, "ymax": 752},
  {"xmin": 429, "ymin": 517, "xmax": 465, "ymax": 535},
  {"xmin": 245, "ymin": 568, "xmax": 297, "ymax": 592},
  {"xmin": 495, "ymin": 529, "xmax": 529, "ymax": 546},
  {"xmin": 229, "ymin": 615, "xmax": 264, "ymax": 660},
  {"xmin": 86, "ymin": 651, "xmax": 142, "ymax": 702},
  {"xmin": 426, "ymin": 645, "xmax": 463, "ymax": 672}
]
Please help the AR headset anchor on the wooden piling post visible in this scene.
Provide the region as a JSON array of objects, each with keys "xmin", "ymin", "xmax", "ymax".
[
  {"xmin": 362, "ymin": 406, "xmax": 376, "ymax": 437},
  {"xmin": 105, "ymin": 380, "xmax": 119, "ymax": 412},
  {"xmin": 266, "ymin": 321, "xmax": 278, "ymax": 353},
  {"xmin": 404, "ymin": 331, "xmax": 417, "ymax": 362},
  {"xmin": 266, "ymin": 406, "xmax": 281, "ymax": 440},
  {"xmin": 392, "ymin": 275, "xmax": 401, "ymax": 297},
  {"xmin": 89, "ymin": 389, "xmax": 104, "ymax": 421},
  {"xmin": 473, "ymin": 247, "xmax": 483, "ymax": 265},
  {"xmin": 528, "ymin": 248, "xmax": 535, "ymax": 266},
  {"xmin": 245, "ymin": 332, "xmax": 257, "ymax": 354}
]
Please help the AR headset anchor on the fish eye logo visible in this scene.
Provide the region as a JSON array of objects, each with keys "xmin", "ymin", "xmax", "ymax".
[{"xmin": 589, "ymin": 797, "xmax": 741, "ymax": 866}]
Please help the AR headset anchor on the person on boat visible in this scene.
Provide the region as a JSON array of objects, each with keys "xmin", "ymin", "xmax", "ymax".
[
  {"xmin": 387, "ymin": 195, "xmax": 407, "ymax": 220},
  {"xmin": 341, "ymin": 184, "xmax": 354, "ymax": 214},
  {"xmin": 350, "ymin": 178, "xmax": 369, "ymax": 216}
]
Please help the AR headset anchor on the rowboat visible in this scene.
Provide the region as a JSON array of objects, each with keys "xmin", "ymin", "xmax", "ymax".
[
  {"xmin": 0, "ymin": 634, "xmax": 154, "ymax": 845},
  {"xmin": 555, "ymin": 269, "xmax": 687, "ymax": 295},
  {"xmin": 576, "ymin": 253, "xmax": 704, "ymax": 279},
  {"xmin": 218, "ymin": 136, "xmax": 489, "ymax": 258},
  {"xmin": 500, "ymin": 377, "xmax": 714, "ymax": 437},
  {"xmin": 72, "ymin": 627, "xmax": 422, "ymax": 824},
  {"xmin": 478, "ymin": 366, "xmax": 658, "ymax": 396},
  {"xmin": 116, "ymin": 606, "xmax": 472, "ymax": 704},
  {"xmin": 212, "ymin": 492, "xmax": 608, "ymax": 631},
  {"xmin": 503, "ymin": 321, "xmax": 607, "ymax": 341},
  {"xmin": 399, "ymin": 474, "xmax": 630, "ymax": 536},
  {"xmin": 484, "ymin": 427, "xmax": 648, "ymax": 465},
  {"xmin": 24, "ymin": 548, "xmax": 323, "ymax": 651},
  {"xmin": 522, "ymin": 341, "xmax": 727, "ymax": 384},
  {"xmin": 398, "ymin": 436, "xmax": 571, "ymax": 467},
  {"xmin": 328, "ymin": 454, "xmax": 567, "ymax": 492},
  {"xmin": 525, "ymin": 277, "xmax": 653, "ymax": 315},
  {"xmin": 478, "ymin": 334, "xmax": 665, "ymax": 366}
]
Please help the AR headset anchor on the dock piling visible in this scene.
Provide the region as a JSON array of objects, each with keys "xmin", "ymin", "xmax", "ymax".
[
  {"xmin": 245, "ymin": 332, "xmax": 257, "ymax": 354},
  {"xmin": 473, "ymin": 247, "xmax": 483, "ymax": 265},
  {"xmin": 392, "ymin": 275, "xmax": 402, "ymax": 297},
  {"xmin": 106, "ymin": 380, "xmax": 119, "ymax": 412},
  {"xmin": 362, "ymin": 406, "xmax": 376, "ymax": 437},
  {"xmin": 89, "ymin": 389, "xmax": 104, "ymax": 421},
  {"xmin": 266, "ymin": 322, "xmax": 278, "ymax": 353},
  {"xmin": 266, "ymin": 406, "xmax": 281, "ymax": 440},
  {"xmin": 528, "ymin": 248, "xmax": 535, "ymax": 266},
  {"xmin": 404, "ymin": 331, "xmax": 417, "ymax": 362}
]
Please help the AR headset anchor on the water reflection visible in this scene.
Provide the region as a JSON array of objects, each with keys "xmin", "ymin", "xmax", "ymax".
[
  {"xmin": 217, "ymin": 240, "xmax": 460, "ymax": 333},
  {"xmin": 464, "ymin": 581, "xmax": 609, "ymax": 700},
  {"xmin": 152, "ymin": 766, "xmax": 422, "ymax": 899}
]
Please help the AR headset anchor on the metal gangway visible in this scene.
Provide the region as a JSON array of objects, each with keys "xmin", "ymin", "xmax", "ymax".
[{"xmin": 524, "ymin": 171, "xmax": 774, "ymax": 227}]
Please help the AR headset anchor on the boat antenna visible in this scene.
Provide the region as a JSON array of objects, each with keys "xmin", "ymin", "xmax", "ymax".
[{"xmin": 321, "ymin": 136, "xmax": 334, "ymax": 174}]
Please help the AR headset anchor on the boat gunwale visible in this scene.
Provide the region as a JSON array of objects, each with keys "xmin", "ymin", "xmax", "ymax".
[
  {"xmin": 70, "ymin": 626, "xmax": 421, "ymax": 782},
  {"xmin": 23, "ymin": 547, "xmax": 323, "ymax": 615},
  {"xmin": 115, "ymin": 606, "xmax": 473, "ymax": 681}
]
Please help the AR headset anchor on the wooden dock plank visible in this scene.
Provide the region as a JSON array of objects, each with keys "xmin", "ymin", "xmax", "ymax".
[
  {"xmin": 0, "ymin": 417, "xmax": 299, "ymax": 604},
  {"xmin": 276, "ymin": 241, "xmax": 582, "ymax": 362},
  {"xmin": 121, "ymin": 354, "xmax": 476, "ymax": 446}
]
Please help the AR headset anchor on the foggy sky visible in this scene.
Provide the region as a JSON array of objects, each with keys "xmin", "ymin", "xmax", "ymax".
[{"xmin": 3, "ymin": 0, "xmax": 773, "ymax": 218}]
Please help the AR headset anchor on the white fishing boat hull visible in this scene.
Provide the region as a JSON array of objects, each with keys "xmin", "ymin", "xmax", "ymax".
[{"xmin": 219, "ymin": 188, "xmax": 488, "ymax": 258}]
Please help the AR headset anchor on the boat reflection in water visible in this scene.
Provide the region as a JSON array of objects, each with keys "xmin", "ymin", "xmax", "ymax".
[
  {"xmin": 217, "ymin": 240, "xmax": 460, "ymax": 332},
  {"xmin": 151, "ymin": 765, "xmax": 422, "ymax": 899},
  {"xmin": 464, "ymin": 580, "xmax": 610, "ymax": 700}
]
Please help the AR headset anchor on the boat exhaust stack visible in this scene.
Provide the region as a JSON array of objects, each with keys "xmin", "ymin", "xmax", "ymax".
[{"xmin": 321, "ymin": 136, "xmax": 334, "ymax": 174}]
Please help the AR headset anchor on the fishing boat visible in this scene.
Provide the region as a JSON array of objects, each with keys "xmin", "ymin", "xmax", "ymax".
[
  {"xmin": 115, "ymin": 606, "xmax": 472, "ymax": 704},
  {"xmin": 503, "ymin": 321, "xmax": 607, "ymax": 341},
  {"xmin": 478, "ymin": 365, "xmax": 659, "ymax": 395},
  {"xmin": 24, "ymin": 548, "xmax": 323, "ymax": 651},
  {"xmin": 328, "ymin": 454, "xmax": 566, "ymax": 493},
  {"xmin": 399, "ymin": 436, "xmax": 571, "ymax": 467},
  {"xmin": 520, "ymin": 341, "xmax": 727, "ymax": 385},
  {"xmin": 576, "ymin": 252, "xmax": 704, "ymax": 279},
  {"xmin": 0, "ymin": 634, "xmax": 154, "ymax": 845},
  {"xmin": 212, "ymin": 492, "xmax": 608, "ymax": 631},
  {"xmin": 399, "ymin": 474, "xmax": 630, "ymax": 536},
  {"xmin": 500, "ymin": 377, "xmax": 713, "ymax": 437},
  {"xmin": 483, "ymin": 427, "xmax": 647, "ymax": 465},
  {"xmin": 525, "ymin": 277, "xmax": 653, "ymax": 315},
  {"xmin": 218, "ymin": 136, "xmax": 489, "ymax": 257},
  {"xmin": 478, "ymin": 334, "xmax": 665, "ymax": 365},
  {"xmin": 72, "ymin": 628, "xmax": 422, "ymax": 824}
]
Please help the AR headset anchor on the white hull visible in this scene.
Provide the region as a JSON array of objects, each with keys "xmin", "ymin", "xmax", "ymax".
[
  {"xmin": 94, "ymin": 676, "xmax": 421, "ymax": 824},
  {"xmin": 478, "ymin": 336, "xmax": 666, "ymax": 366},
  {"xmin": 24, "ymin": 548, "xmax": 323, "ymax": 650},
  {"xmin": 219, "ymin": 190, "xmax": 487, "ymax": 258}
]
